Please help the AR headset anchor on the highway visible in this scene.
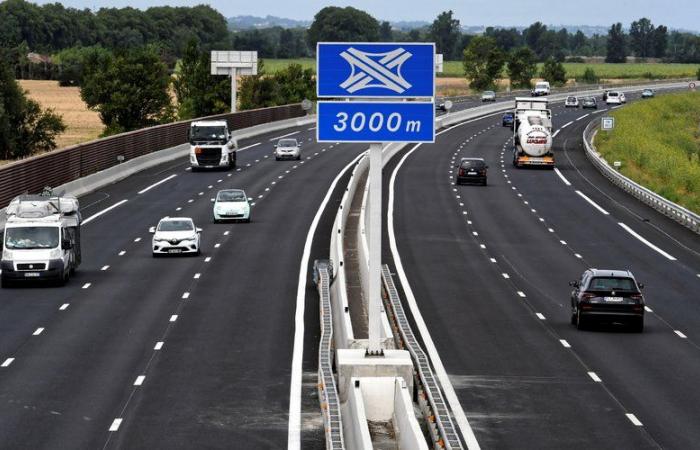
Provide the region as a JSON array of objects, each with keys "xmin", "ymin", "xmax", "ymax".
[
  {"xmin": 387, "ymin": 92, "xmax": 700, "ymax": 449},
  {"xmin": 0, "ymin": 124, "xmax": 365, "ymax": 449}
]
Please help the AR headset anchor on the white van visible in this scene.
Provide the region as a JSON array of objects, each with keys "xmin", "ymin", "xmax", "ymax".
[{"xmin": 531, "ymin": 81, "xmax": 551, "ymax": 97}]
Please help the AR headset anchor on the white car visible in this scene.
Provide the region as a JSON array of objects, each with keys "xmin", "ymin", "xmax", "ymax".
[
  {"xmin": 212, "ymin": 189, "xmax": 251, "ymax": 223},
  {"xmin": 606, "ymin": 91, "xmax": 625, "ymax": 105},
  {"xmin": 150, "ymin": 217, "xmax": 201, "ymax": 256},
  {"xmin": 564, "ymin": 96, "xmax": 579, "ymax": 108},
  {"xmin": 275, "ymin": 138, "xmax": 301, "ymax": 160},
  {"xmin": 531, "ymin": 81, "xmax": 551, "ymax": 96},
  {"xmin": 481, "ymin": 91, "xmax": 496, "ymax": 102}
]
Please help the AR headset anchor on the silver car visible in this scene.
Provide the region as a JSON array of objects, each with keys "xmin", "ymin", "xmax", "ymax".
[
  {"xmin": 275, "ymin": 138, "xmax": 301, "ymax": 161},
  {"xmin": 481, "ymin": 91, "xmax": 496, "ymax": 102}
]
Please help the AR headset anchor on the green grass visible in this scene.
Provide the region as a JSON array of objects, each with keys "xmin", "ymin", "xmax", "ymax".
[
  {"xmin": 595, "ymin": 91, "xmax": 700, "ymax": 214},
  {"xmin": 262, "ymin": 59, "xmax": 700, "ymax": 80}
]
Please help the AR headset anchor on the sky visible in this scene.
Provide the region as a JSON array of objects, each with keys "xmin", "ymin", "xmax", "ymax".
[{"xmin": 31, "ymin": 0, "xmax": 700, "ymax": 30}]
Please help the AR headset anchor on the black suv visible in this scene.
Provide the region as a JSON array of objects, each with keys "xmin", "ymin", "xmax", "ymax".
[
  {"xmin": 455, "ymin": 158, "xmax": 488, "ymax": 186},
  {"xmin": 570, "ymin": 269, "xmax": 645, "ymax": 332}
]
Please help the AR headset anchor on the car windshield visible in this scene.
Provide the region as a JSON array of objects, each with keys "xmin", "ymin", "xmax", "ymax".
[
  {"xmin": 278, "ymin": 139, "xmax": 297, "ymax": 147},
  {"xmin": 5, "ymin": 226, "xmax": 59, "ymax": 250},
  {"xmin": 190, "ymin": 126, "xmax": 227, "ymax": 142},
  {"xmin": 217, "ymin": 190, "xmax": 246, "ymax": 202},
  {"xmin": 585, "ymin": 98, "xmax": 594, "ymax": 102},
  {"xmin": 461, "ymin": 160, "xmax": 485, "ymax": 168},
  {"xmin": 536, "ymin": 83, "xmax": 548, "ymax": 88},
  {"xmin": 567, "ymin": 97, "xmax": 576, "ymax": 101},
  {"xmin": 589, "ymin": 277, "xmax": 637, "ymax": 291},
  {"xmin": 158, "ymin": 220, "xmax": 194, "ymax": 232},
  {"xmin": 483, "ymin": 91, "xmax": 494, "ymax": 96}
]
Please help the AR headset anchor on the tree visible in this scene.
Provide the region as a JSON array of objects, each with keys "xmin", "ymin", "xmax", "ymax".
[
  {"xmin": 0, "ymin": 49, "xmax": 65, "ymax": 160},
  {"xmin": 239, "ymin": 62, "xmax": 315, "ymax": 111},
  {"xmin": 80, "ymin": 46, "xmax": 173, "ymax": 135},
  {"xmin": 484, "ymin": 27, "xmax": 522, "ymax": 53},
  {"xmin": 507, "ymin": 47, "xmax": 536, "ymax": 88},
  {"xmin": 606, "ymin": 23, "xmax": 627, "ymax": 63},
  {"xmin": 307, "ymin": 7, "xmax": 379, "ymax": 47},
  {"xmin": 429, "ymin": 10, "xmax": 461, "ymax": 60},
  {"xmin": 379, "ymin": 21, "xmax": 392, "ymax": 41},
  {"xmin": 577, "ymin": 67, "xmax": 599, "ymax": 84},
  {"xmin": 462, "ymin": 36, "xmax": 504, "ymax": 91},
  {"xmin": 630, "ymin": 18, "xmax": 655, "ymax": 58},
  {"xmin": 173, "ymin": 39, "xmax": 230, "ymax": 120},
  {"xmin": 540, "ymin": 57, "xmax": 567, "ymax": 86},
  {"xmin": 523, "ymin": 22, "xmax": 547, "ymax": 58},
  {"xmin": 653, "ymin": 25, "xmax": 668, "ymax": 58}
]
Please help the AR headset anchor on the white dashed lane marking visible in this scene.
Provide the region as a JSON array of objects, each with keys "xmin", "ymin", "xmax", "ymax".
[
  {"xmin": 33, "ymin": 328, "xmax": 44, "ymax": 336},
  {"xmin": 60, "ymin": 303, "xmax": 69, "ymax": 310},
  {"xmin": 154, "ymin": 342, "xmax": 164, "ymax": 350},
  {"xmin": 1, "ymin": 358, "xmax": 14, "ymax": 367},
  {"xmin": 618, "ymin": 222, "xmax": 677, "ymax": 261},
  {"xmin": 626, "ymin": 413, "xmax": 643, "ymax": 426},
  {"xmin": 134, "ymin": 375, "xmax": 145, "ymax": 386},
  {"xmin": 535, "ymin": 313, "xmax": 546, "ymax": 320},
  {"xmin": 169, "ymin": 315, "xmax": 178, "ymax": 322},
  {"xmin": 560, "ymin": 339, "xmax": 571, "ymax": 348},
  {"xmin": 101, "ymin": 265, "xmax": 110, "ymax": 271},
  {"xmin": 588, "ymin": 372, "xmax": 602, "ymax": 382},
  {"xmin": 109, "ymin": 418, "xmax": 122, "ymax": 432}
]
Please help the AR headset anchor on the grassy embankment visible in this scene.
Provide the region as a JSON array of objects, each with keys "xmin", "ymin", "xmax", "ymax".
[{"xmin": 595, "ymin": 91, "xmax": 700, "ymax": 214}]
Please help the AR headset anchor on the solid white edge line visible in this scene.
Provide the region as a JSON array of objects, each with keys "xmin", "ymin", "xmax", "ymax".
[
  {"xmin": 588, "ymin": 371, "xmax": 602, "ymax": 382},
  {"xmin": 552, "ymin": 129, "xmax": 560, "ymax": 138},
  {"xmin": 137, "ymin": 174, "xmax": 177, "ymax": 195},
  {"xmin": 82, "ymin": 199, "xmax": 128, "ymax": 225},
  {"xmin": 288, "ymin": 151, "xmax": 366, "ymax": 450},
  {"xmin": 626, "ymin": 413, "xmax": 643, "ymax": 426},
  {"xmin": 561, "ymin": 120, "xmax": 573, "ymax": 129},
  {"xmin": 575, "ymin": 190, "xmax": 610, "ymax": 215},
  {"xmin": 618, "ymin": 222, "xmax": 677, "ymax": 261},
  {"xmin": 237, "ymin": 142, "xmax": 261, "ymax": 152},
  {"xmin": 270, "ymin": 130, "xmax": 300, "ymax": 141},
  {"xmin": 388, "ymin": 142, "xmax": 481, "ymax": 450},
  {"xmin": 553, "ymin": 167, "xmax": 571, "ymax": 186}
]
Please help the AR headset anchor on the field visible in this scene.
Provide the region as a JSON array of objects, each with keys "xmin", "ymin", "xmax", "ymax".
[
  {"xmin": 263, "ymin": 58, "xmax": 700, "ymax": 80},
  {"xmin": 18, "ymin": 80, "xmax": 103, "ymax": 149},
  {"xmin": 595, "ymin": 91, "xmax": 700, "ymax": 214}
]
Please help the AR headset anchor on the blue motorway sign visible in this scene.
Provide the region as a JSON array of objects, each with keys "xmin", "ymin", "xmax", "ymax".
[
  {"xmin": 317, "ymin": 43, "xmax": 435, "ymax": 98},
  {"xmin": 317, "ymin": 101, "xmax": 434, "ymax": 143}
]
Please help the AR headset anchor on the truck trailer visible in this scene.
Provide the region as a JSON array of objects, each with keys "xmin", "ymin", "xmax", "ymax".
[{"xmin": 512, "ymin": 97, "xmax": 554, "ymax": 168}]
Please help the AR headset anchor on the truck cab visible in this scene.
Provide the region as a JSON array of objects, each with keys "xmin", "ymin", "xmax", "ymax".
[
  {"xmin": 1, "ymin": 193, "xmax": 81, "ymax": 287},
  {"xmin": 188, "ymin": 120, "xmax": 237, "ymax": 171}
]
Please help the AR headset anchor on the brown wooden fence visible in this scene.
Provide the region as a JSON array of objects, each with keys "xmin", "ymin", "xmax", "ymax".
[{"xmin": 0, "ymin": 104, "xmax": 304, "ymax": 208}]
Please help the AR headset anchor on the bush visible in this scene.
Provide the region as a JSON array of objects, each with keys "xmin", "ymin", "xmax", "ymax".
[
  {"xmin": 566, "ymin": 56, "xmax": 585, "ymax": 63},
  {"xmin": 540, "ymin": 58, "xmax": 567, "ymax": 86},
  {"xmin": 696, "ymin": 67, "xmax": 700, "ymax": 80},
  {"xmin": 577, "ymin": 67, "xmax": 599, "ymax": 84}
]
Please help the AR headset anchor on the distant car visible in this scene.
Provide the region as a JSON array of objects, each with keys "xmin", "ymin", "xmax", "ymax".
[
  {"xmin": 212, "ymin": 189, "xmax": 251, "ymax": 223},
  {"xmin": 455, "ymin": 158, "xmax": 488, "ymax": 186},
  {"xmin": 150, "ymin": 217, "xmax": 201, "ymax": 256},
  {"xmin": 602, "ymin": 90, "xmax": 610, "ymax": 102},
  {"xmin": 581, "ymin": 97, "xmax": 598, "ymax": 109},
  {"xmin": 642, "ymin": 89, "xmax": 654, "ymax": 98},
  {"xmin": 569, "ymin": 269, "xmax": 645, "ymax": 332},
  {"xmin": 502, "ymin": 111, "xmax": 515, "ymax": 127},
  {"xmin": 435, "ymin": 100, "xmax": 447, "ymax": 112},
  {"xmin": 275, "ymin": 138, "xmax": 301, "ymax": 160},
  {"xmin": 481, "ymin": 91, "xmax": 496, "ymax": 102},
  {"xmin": 564, "ymin": 96, "xmax": 580, "ymax": 108},
  {"xmin": 531, "ymin": 81, "xmax": 551, "ymax": 96},
  {"xmin": 606, "ymin": 91, "xmax": 623, "ymax": 105}
]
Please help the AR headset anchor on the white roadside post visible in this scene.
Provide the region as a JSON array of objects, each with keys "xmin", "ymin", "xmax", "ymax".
[
  {"xmin": 367, "ymin": 142, "xmax": 383, "ymax": 355},
  {"xmin": 210, "ymin": 51, "xmax": 258, "ymax": 113}
]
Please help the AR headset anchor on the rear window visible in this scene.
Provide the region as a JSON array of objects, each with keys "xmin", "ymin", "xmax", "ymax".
[
  {"xmin": 567, "ymin": 97, "xmax": 576, "ymax": 101},
  {"xmin": 460, "ymin": 160, "xmax": 485, "ymax": 169},
  {"xmin": 608, "ymin": 92, "xmax": 619, "ymax": 97},
  {"xmin": 588, "ymin": 277, "xmax": 636, "ymax": 291}
]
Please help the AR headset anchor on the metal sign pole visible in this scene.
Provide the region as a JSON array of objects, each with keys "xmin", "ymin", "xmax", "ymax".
[
  {"xmin": 231, "ymin": 68, "xmax": 237, "ymax": 113},
  {"xmin": 367, "ymin": 142, "xmax": 383, "ymax": 356}
]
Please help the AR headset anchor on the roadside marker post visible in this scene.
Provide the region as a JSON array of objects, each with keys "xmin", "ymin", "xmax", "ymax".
[{"xmin": 317, "ymin": 42, "xmax": 435, "ymax": 355}]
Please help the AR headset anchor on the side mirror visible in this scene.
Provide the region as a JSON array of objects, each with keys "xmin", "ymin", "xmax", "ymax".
[
  {"xmin": 62, "ymin": 240, "xmax": 73, "ymax": 250},
  {"xmin": 210, "ymin": 198, "xmax": 215, "ymax": 202},
  {"xmin": 196, "ymin": 227, "xmax": 203, "ymax": 233},
  {"xmin": 227, "ymin": 141, "xmax": 235, "ymax": 150},
  {"xmin": 248, "ymin": 197, "xmax": 253, "ymax": 201},
  {"xmin": 274, "ymin": 144, "xmax": 278, "ymax": 148},
  {"xmin": 149, "ymin": 226, "xmax": 156, "ymax": 233},
  {"xmin": 638, "ymin": 283, "xmax": 644, "ymax": 290},
  {"xmin": 568, "ymin": 280, "xmax": 579, "ymax": 288}
]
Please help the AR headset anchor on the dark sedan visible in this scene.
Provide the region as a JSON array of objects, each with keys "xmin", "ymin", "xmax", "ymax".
[
  {"xmin": 455, "ymin": 158, "xmax": 488, "ymax": 186},
  {"xmin": 502, "ymin": 112, "xmax": 514, "ymax": 127},
  {"xmin": 570, "ymin": 269, "xmax": 645, "ymax": 332}
]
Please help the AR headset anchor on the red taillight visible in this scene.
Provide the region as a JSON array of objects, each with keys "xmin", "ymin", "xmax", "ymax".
[
  {"xmin": 581, "ymin": 293, "xmax": 596, "ymax": 301},
  {"xmin": 480, "ymin": 169, "xmax": 487, "ymax": 175},
  {"xmin": 195, "ymin": 146, "xmax": 202, "ymax": 155},
  {"xmin": 459, "ymin": 169, "xmax": 466, "ymax": 176},
  {"xmin": 630, "ymin": 294, "xmax": 643, "ymax": 302}
]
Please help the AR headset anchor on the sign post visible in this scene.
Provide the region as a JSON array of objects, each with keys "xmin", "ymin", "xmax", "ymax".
[
  {"xmin": 317, "ymin": 42, "xmax": 435, "ymax": 355},
  {"xmin": 602, "ymin": 116, "xmax": 615, "ymax": 131},
  {"xmin": 211, "ymin": 51, "xmax": 258, "ymax": 112}
]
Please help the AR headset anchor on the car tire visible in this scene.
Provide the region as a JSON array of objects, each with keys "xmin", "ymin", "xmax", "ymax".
[
  {"xmin": 245, "ymin": 218, "xmax": 251, "ymax": 223},
  {"xmin": 152, "ymin": 252, "xmax": 159, "ymax": 258},
  {"xmin": 297, "ymin": 155, "xmax": 301, "ymax": 161},
  {"xmin": 214, "ymin": 219, "xmax": 220, "ymax": 224},
  {"xmin": 631, "ymin": 317, "xmax": 644, "ymax": 333},
  {"xmin": 1, "ymin": 276, "xmax": 10, "ymax": 289},
  {"xmin": 576, "ymin": 311, "xmax": 587, "ymax": 330},
  {"xmin": 570, "ymin": 310, "xmax": 577, "ymax": 325},
  {"xmin": 482, "ymin": 179, "xmax": 487, "ymax": 186}
]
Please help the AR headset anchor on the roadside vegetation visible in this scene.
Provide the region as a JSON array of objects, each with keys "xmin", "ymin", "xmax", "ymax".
[{"xmin": 595, "ymin": 91, "xmax": 700, "ymax": 214}]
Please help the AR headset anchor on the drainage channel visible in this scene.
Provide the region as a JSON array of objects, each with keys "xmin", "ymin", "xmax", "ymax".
[{"xmin": 381, "ymin": 265, "xmax": 463, "ymax": 450}]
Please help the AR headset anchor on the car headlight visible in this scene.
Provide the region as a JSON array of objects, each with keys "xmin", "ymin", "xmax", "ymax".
[
  {"xmin": 49, "ymin": 248, "xmax": 62, "ymax": 259},
  {"xmin": 2, "ymin": 248, "xmax": 12, "ymax": 260}
]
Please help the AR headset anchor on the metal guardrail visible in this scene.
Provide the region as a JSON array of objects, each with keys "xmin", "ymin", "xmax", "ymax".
[
  {"xmin": 381, "ymin": 265, "xmax": 463, "ymax": 450},
  {"xmin": 0, "ymin": 104, "xmax": 304, "ymax": 208},
  {"xmin": 583, "ymin": 120, "xmax": 700, "ymax": 234},
  {"xmin": 315, "ymin": 261, "xmax": 345, "ymax": 450}
]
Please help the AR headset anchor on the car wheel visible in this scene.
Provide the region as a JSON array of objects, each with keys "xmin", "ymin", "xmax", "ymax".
[
  {"xmin": 214, "ymin": 219, "xmax": 220, "ymax": 224},
  {"xmin": 570, "ymin": 310, "xmax": 577, "ymax": 325},
  {"xmin": 482, "ymin": 179, "xmax": 487, "ymax": 186},
  {"xmin": 1, "ymin": 276, "xmax": 10, "ymax": 289},
  {"xmin": 245, "ymin": 218, "xmax": 251, "ymax": 223},
  {"xmin": 297, "ymin": 155, "xmax": 301, "ymax": 160},
  {"xmin": 631, "ymin": 317, "xmax": 644, "ymax": 333},
  {"xmin": 191, "ymin": 167, "xmax": 198, "ymax": 172},
  {"xmin": 576, "ymin": 311, "xmax": 588, "ymax": 330}
]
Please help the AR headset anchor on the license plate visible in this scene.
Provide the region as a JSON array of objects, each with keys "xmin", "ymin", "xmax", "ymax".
[
  {"xmin": 468, "ymin": 171, "xmax": 477, "ymax": 175},
  {"xmin": 24, "ymin": 272, "xmax": 40, "ymax": 277},
  {"xmin": 169, "ymin": 249, "xmax": 183, "ymax": 254},
  {"xmin": 604, "ymin": 296, "xmax": 623, "ymax": 302}
]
